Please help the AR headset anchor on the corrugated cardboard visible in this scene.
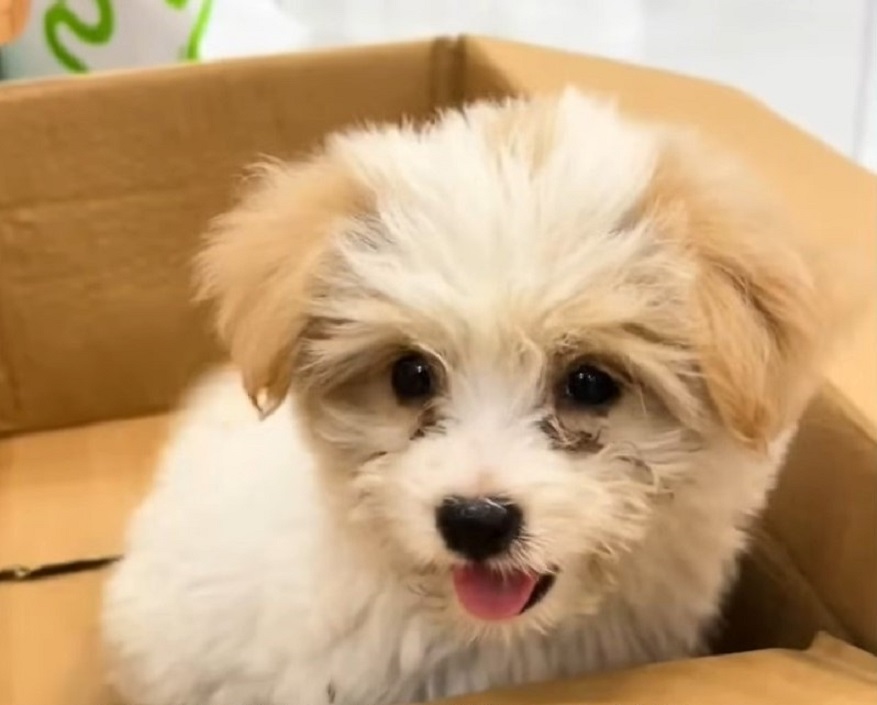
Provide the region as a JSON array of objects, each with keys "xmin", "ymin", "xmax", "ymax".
[{"xmin": 0, "ymin": 36, "xmax": 874, "ymax": 705}]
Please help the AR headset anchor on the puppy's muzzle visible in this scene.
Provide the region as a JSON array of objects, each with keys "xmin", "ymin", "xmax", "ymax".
[{"xmin": 435, "ymin": 496, "xmax": 523, "ymax": 561}]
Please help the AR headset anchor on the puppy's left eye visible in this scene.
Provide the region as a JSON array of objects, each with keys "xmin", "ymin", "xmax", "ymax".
[
  {"xmin": 564, "ymin": 364, "xmax": 620, "ymax": 408},
  {"xmin": 391, "ymin": 353, "xmax": 434, "ymax": 402}
]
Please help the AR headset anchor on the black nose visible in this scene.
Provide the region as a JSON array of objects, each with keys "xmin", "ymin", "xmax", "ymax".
[{"xmin": 435, "ymin": 496, "xmax": 523, "ymax": 561}]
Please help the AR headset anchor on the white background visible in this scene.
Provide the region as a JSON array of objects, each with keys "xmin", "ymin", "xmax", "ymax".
[{"xmin": 274, "ymin": 0, "xmax": 877, "ymax": 171}]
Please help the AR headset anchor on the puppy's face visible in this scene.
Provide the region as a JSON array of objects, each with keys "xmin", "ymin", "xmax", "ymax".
[{"xmin": 197, "ymin": 92, "xmax": 840, "ymax": 636}]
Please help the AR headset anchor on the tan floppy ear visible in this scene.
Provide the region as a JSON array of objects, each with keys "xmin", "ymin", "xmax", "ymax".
[
  {"xmin": 646, "ymin": 134, "xmax": 857, "ymax": 449},
  {"xmin": 195, "ymin": 157, "xmax": 368, "ymax": 416}
]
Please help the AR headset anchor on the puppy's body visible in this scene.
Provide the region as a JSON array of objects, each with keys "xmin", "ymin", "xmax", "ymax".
[
  {"xmin": 104, "ymin": 91, "xmax": 843, "ymax": 705},
  {"xmin": 104, "ymin": 370, "xmax": 785, "ymax": 705}
]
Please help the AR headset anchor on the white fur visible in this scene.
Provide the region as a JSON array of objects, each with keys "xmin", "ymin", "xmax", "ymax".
[
  {"xmin": 104, "ymin": 370, "xmax": 788, "ymax": 705},
  {"xmin": 102, "ymin": 92, "xmax": 801, "ymax": 705}
]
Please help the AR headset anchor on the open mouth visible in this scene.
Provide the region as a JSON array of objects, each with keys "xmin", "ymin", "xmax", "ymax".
[{"xmin": 451, "ymin": 564, "xmax": 557, "ymax": 621}]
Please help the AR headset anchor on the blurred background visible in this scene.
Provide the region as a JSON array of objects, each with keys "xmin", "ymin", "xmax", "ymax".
[{"xmin": 2, "ymin": 0, "xmax": 875, "ymax": 171}]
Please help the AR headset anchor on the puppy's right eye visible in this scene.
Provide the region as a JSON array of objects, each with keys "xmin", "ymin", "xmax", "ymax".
[
  {"xmin": 391, "ymin": 353, "xmax": 434, "ymax": 402},
  {"xmin": 564, "ymin": 364, "xmax": 620, "ymax": 408}
]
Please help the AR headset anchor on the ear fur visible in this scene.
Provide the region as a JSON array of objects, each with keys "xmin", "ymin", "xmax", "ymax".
[
  {"xmin": 194, "ymin": 157, "xmax": 369, "ymax": 415},
  {"xmin": 644, "ymin": 132, "xmax": 862, "ymax": 448}
]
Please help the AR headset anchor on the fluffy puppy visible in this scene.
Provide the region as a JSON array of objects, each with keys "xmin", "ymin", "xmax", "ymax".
[{"xmin": 102, "ymin": 89, "xmax": 849, "ymax": 705}]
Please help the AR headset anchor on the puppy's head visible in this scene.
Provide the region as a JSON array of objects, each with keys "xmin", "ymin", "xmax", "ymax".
[{"xmin": 196, "ymin": 91, "xmax": 853, "ymax": 636}]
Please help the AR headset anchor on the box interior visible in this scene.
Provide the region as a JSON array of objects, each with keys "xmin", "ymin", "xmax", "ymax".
[{"xmin": 0, "ymin": 36, "xmax": 875, "ymax": 705}]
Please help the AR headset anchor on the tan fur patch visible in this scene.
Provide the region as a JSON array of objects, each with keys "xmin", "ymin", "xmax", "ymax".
[
  {"xmin": 195, "ymin": 156, "xmax": 372, "ymax": 414},
  {"xmin": 296, "ymin": 342, "xmax": 433, "ymax": 461},
  {"xmin": 539, "ymin": 415, "xmax": 605, "ymax": 454},
  {"xmin": 638, "ymin": 133, "xmax": 825, "ymax": 447}
]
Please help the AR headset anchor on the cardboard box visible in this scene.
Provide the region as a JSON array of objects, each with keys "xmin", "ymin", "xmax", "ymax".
[{"xmin": 0, "ymin": 36, "xmax": 875, "ymax": 705}]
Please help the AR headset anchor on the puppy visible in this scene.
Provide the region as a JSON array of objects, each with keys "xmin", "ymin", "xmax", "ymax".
[{"xmin": 102, "ymin": 89, "xmax": 848, "ymax": 705}]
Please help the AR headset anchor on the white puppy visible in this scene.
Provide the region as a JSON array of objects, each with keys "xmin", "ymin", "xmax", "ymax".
[{"xmin": 102, "ymin": 90, "xmax": 846, "ymax": 705}]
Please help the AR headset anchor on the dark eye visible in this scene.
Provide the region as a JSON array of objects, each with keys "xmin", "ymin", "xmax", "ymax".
[
  {"xmin": 564, "ymin": 364, "xmax": 620, "ymax": 407},
  {"xmin": 391, "ymin": 353, "xmax": 434, "ymax": 401}
]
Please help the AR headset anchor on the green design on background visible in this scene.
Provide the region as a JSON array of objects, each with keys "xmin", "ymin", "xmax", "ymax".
[
  {"xmin": 42, "ymin": 0, "xmax": 214, "ymax": 74},
  {"xmin": 44, "ymin": 0, "xmax": 116, "ymax": 73},
  {"xmin": 166, "ymin": 0, "xmax": 214, "ymax": 61}
]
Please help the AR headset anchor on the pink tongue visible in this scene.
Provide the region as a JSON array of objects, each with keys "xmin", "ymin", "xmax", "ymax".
[{"xmin": 452, "ymin": 565, "xmax": 538, "ymax": 621}]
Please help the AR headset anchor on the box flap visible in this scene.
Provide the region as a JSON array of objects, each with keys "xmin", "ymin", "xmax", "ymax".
[
  {"xmin": 425, "ymin": 634, "xmax": 877, "ymax": 704},
  {"xmin": 0, "ymin": 415, "xmax": 169, "ymax": 566}
]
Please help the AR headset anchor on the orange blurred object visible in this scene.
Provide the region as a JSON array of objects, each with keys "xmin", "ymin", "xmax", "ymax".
[{"xmin": 0, "ymin": 0, "xmax": 29, "ymax": 45}]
